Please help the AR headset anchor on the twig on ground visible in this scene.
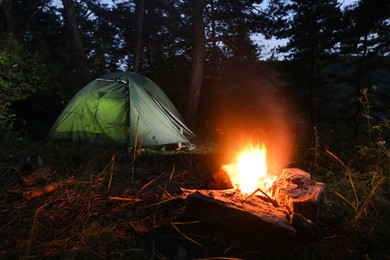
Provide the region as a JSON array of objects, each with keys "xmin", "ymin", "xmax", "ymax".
[
  {"xmin": 23, "ymin": 179, "xmax": 92, "ymax": 200},
  {"xmin": 170, "ymin": 222, "xmax": 202, "ymax": 247},
  {"xmin": 108, "ymin": 196, "xmax": 142, "ymax": 203}
]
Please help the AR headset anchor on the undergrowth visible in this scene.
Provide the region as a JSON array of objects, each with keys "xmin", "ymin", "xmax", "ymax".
[
  {"xmin": 1, "ymin": 131, "xmax": 388, "ymax": 259},
  {"xmin": 297, "ymin": 140, "xmax": 390, "ymax": 259},
  {"xmin": 294, "ymin": 86, "xmax": 390, "ymax": 259}
]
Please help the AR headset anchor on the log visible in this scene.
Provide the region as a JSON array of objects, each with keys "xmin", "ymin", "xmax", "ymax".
[
  {"xmin": 180, "ymin": 167, "xmax": 324, "ymax": 246},
  {"xmin": 271, "ymin": 168, "xmax": 325, "ymax": 221},
  {"xmin": 182, "ymin": 189, "xmax": 296, "ymax": 247},
  {"xmin": 291, "ymin": 213, "xmax": 319, "ymax": 242}
]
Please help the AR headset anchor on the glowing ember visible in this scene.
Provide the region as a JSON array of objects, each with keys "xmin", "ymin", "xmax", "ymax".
[{"xmin": 223, "ymin": 144, "xmax": 276, "ymax": 194}]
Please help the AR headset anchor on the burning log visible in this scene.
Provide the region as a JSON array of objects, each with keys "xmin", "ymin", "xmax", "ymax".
[
  {"xmin": 204, "ymin": 168, "xmax": 233, "ymax": 190},
  {"xmin": 183, "ymin": 144, "xmax": 324, "ymax": 246},
  {"xmin": 182, "ymin": 168, "xmax": 324, "ymax": 246}
]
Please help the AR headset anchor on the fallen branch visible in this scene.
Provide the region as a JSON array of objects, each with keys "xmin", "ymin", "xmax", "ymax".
[{"xmin": 23, "ymin": 179, "xmax": 92, "ymax": 200}]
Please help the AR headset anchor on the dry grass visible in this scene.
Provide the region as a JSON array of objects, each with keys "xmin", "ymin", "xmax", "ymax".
[
  {"xmin": 0, "ymin": 138, "xmax": 389, "ymax": 259},
  {"xmin": 296, "ymin": 141, "xmax": 390, "ymax": 259},
  {"xmin": 0, "ymin": 143, "xmax": 232, "ymax": 258}
]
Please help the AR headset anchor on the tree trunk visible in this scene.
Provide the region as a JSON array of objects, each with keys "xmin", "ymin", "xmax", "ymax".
[
  {"xmin": 1, "ymin": 0, "xmax": 15, "ymax": 33},
  {"xmin": 132, "ymin": 0, "xmax": 145, "ymax": 72},
  {"xmin": 26, "ymin": 3, "xmax": 43, "ymax": 32},
  {"xmin": 210, "ymin": 0, "xmax": 217, "ymax": 70},
  {"xmin": 186, "ymin": 0, "xmax": 205, "ymax": 125},
  {"xmin": 62, "ymin": 0, "xmax": 89, "ymax": 80}
]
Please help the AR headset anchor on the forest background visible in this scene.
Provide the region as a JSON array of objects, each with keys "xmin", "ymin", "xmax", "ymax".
[{"xmin": 0, "ymin": 0, "xmax": 389, "ymax": 149}]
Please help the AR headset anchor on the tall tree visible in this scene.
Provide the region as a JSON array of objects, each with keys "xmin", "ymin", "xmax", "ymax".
[
  {"xmin": 186, "ymin": 0, "xmax": 205, "ymax": 125},
  {"xmin": 0, "ymin": 0, "xmax": 14, "ymax": 33},
  {"xmin": 204, "ymin": 0, "xmax": 267, "ymax": 70},
  {"xmin": 268, "ymin": 0, "xmax": 342, "ymax": 140},
  {"xmin": 341, "ymin": 0, "xmax": 390, "ymax": 139},
  {"xmin": 185, "ymin": 0, "xmax": 267, "ymax": 124},
  {"xmin": 0, "ymin": 0, "xmax": 81, "ymax": 93},
  {"xmin": 133, "ymin": 0, "xmax": 145, "ymax": 72},
  {"xmin": 62, "ymin": 0, "xmax": 89, "ymax": 80},
  {"xmin": 80, "ymin": 0, "xmax": 127, "ymax": 75}
]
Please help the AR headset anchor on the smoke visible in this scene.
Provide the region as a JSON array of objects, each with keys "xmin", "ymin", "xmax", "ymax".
[{"xmin": 203, "ymin": 67, "xmax": 299, "ymax": 175}]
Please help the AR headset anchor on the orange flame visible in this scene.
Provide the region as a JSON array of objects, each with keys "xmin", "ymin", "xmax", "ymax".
[{"xmin": 223, "ymin": 144, "xmax": 275, "ymax": 194}]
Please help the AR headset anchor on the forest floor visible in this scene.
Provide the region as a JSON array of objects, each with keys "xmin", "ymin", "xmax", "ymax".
[{"xmin": 0, "ymin": 135, "xmax": 389, "ymax": 259}]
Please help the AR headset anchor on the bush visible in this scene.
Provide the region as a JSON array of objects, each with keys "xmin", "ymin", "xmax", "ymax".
[{"xmin": 0, "ymin": 34, "xmax": 48, "ymax": 123}]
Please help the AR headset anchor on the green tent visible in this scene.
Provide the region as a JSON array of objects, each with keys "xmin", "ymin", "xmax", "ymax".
[{"xmin": 48, "ymin": 71, "xmax": 195, "ymax": 147}]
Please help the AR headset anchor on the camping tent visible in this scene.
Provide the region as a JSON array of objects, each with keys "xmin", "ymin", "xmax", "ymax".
[{"xmin": 48, "ymin": 71, "xmax": 195, "ymax": 147}]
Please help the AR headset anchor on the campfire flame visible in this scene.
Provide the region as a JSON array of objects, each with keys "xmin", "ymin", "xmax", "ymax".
[{"xmin": 223, "ymin": 144, "xmax": 275, "ymax": 194}]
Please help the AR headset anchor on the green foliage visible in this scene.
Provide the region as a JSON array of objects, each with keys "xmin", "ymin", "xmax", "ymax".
[{"xmin": 0, "ymin": 34, "xmax": 47, "ymax": 122}]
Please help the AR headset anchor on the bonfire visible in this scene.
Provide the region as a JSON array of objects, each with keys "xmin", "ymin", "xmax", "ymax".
[{"xmin": 182, "ymin": 142, "xmax": 325, "ymax": 246}]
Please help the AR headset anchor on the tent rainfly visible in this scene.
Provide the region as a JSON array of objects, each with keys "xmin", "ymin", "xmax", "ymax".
[{"xmin": 48, "ymin": 71, "xmax": 195, "ymax": 147}]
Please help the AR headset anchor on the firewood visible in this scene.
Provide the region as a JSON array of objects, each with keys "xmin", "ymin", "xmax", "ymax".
[
  {"xmin": 181, "ymin": 167, "xmax": 325, "ymax": 247},
  {"xmin": 203, "ymin": 168, "xmax": 233, "ymax": 190},
  {"xmin": 183, "ymin": 190, "xmax": 296, "ymax": 247},
  {"xmin": 271, "ymin": 168, "xmax": 325, "ymax": 221},
  {"xmin": 291, "ymin": 213, "xmax": 320, "ymax": 241}
]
